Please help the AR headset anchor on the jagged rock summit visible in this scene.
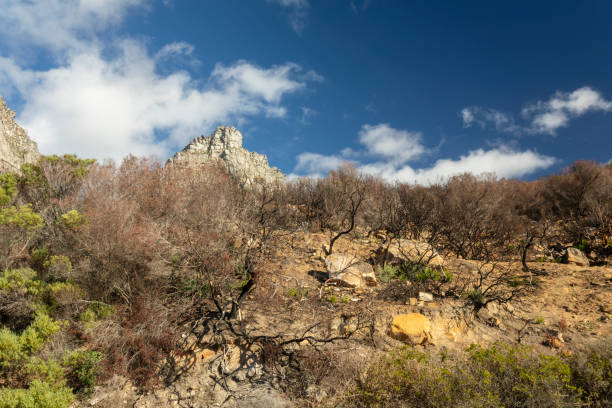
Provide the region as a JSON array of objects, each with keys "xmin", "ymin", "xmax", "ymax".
[
  {"xmin": 168, "ymin": 126, "xmax": 285, "ymax": 186},
  {"xmin": 0, "ymin": 96, "xmax": 40, "ymax": 173}
]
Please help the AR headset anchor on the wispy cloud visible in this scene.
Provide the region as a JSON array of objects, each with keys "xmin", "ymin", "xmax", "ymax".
[
  {"xmin": 0, "ymin": 0, "xmax": 321, "ymax": 161},
  {"xmin": 350, "ymin": 0, "xmax": 375, "ymax": 14},
  {"xmin": 299, "ymin": 107, "xmax": 318, "ymax": 125},
  {"xmin": 292, "ymin": 123, "xmax": 555, "ymax": 183},
  {"xmin": 461, "ymin": 86, "xmax": 612, "ymax": 136},
  {"xmin": 267, "ymin": 0, "xmax": 310, "ymax": 33}
]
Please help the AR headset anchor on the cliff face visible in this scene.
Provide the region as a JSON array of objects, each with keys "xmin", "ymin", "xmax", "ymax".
[
  {"xmin": 168, "ymin": 126, "xmax": 285, "ymax": 186},
  {"xmin": 0, "ymin": 96, "xmax": 40, "ymax": 173}
]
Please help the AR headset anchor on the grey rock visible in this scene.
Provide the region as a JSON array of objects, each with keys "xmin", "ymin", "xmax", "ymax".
[
  {"xmin": 0, "ymin": 96, "xmax": 40, "ymax": 173},
  {"xmin": 563, "ymin": 247, "xmax": 589, "ymax": 266},
  {"xmin": 168, "ymin": 126, "xmax": 285, "ymax": 187},
  {"xmin": 419, "ymin": 291, "xmax": 434, "ymax": 302},
  {"xmin": 325, "ymin": 253, "xmax": 377, "ymax": 288}
]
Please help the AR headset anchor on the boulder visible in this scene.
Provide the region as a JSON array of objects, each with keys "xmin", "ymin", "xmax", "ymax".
[
  {"xmin": 325, "ymin": 253, "xmax": 377, "ymax": 288},
  {"xmin": 389, "ymin": 313, "xmax": 432, "ymax": 345},
  {"xmin": 563, "ymin": 247, "xmax": 589, "ymax": 266},
  {"xmin": 382, "ymin": 239, "xmax": 445, "ymax": 267},
  {"xmin": 418, "ymin": 291, "xmax": 434, "ymax": 302}
]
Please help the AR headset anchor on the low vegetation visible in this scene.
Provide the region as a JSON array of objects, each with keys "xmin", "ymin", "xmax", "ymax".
[
  {"xmin": 0, "ymin": 155, "xmax": 610, "ymax": 405},
  {"xmin": 343, "ymin": 341, "xmax": 611, "ymax": 408}
]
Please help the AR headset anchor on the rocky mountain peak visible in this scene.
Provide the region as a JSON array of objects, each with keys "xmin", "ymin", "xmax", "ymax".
[
  {"xmin": 0, "ymin": 96, "xmax": 40, "ymax": 173},
  {"xmin": 168, "ymin": 126, "xmax": 285, "ymax": 186}
]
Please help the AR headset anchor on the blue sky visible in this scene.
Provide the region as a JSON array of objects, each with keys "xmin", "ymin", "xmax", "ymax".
[{"xmin": 0, "ymin": 0, "xmax": 610, "ymax": 183}]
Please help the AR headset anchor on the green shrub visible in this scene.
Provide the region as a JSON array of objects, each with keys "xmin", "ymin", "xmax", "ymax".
[
  {"xmin": 347, "ymin": 342, "xmax": 583, "ymax": 408},
  {"xmin": 43, "ymin": 255, "xmax": 73, "ymax": 281},
  {"xmin": 18, "ymin": 312, "xmax": 60, "ymax": 355},
  {"xmin": 57, "ymin": 210, "xmax": 87, "ymax": 229},
  {"xmin": 180, "ymin": 277, "xmax": 210, "ymax": 298},
  {"xmin": 0, "ymin": 379, "xmax": 73, "ymax": 408},
  {"xmin": 287, "ymin": 287, "xmax": 308, "ymax": 299},
  {"xmin": 376, "ymin": 263, "xmax": 404, "ymax": 283},
  {"xmin": 575, "ymin": 238, "xmax": 590, "ymax": 252},
  {"xmin": 0, "ymin": 173, "xmax": 18, "ymax": 206},
  {"xmin": 62, "ymin": 350, "xmax": 103, "ymax": 397},
  {"xmin": 79, "ymin": 301, "xmax": 114, "ymax": 322},
  {"xmin": 23, "ymin": 358, "xmax": 65, "ymax": 387},
  {"xmin": 0, "ymin": 205, "xmax": 44, "ymax": 230},
  {"xmin": 568, "ymin": 340, "xmax": 611, "ymax": 407},
  {"xmin": 30, "ymin": 247, "xmax": 50, "ymax": 271},
  {"xmin": 0, "ymin": 268, "xmax": 42, "ymax": 295},
  {"xmin": 0, "ymin": 327, "xmax": 24, "ymax": 367},
  {"xmin": 467, "ymin": 342, "xmax": 575, "ymax": 407}
]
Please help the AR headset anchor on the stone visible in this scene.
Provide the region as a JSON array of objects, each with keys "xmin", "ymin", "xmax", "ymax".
[
  {"xmin": 325, "ymin": 253, "xmax": 377, "ymax": 288},
  {"xmin": 419, "ymin": 291, "xmax": 434, "ymax": 302},
  {"xmin": 168, "ymin": 126, "xmax": 285, "ymax": 187},
  {"xmin": 563, "ymin": 247, "xmax": 589, "ymax": 266},
  {"xmin": 0, "ymin": 96, "xmax": 40, "ymax": 173},
  {"xmin": 382, "ymin": 239, "xmax": 445, "ymax": 267},
  {"xmin": 389, "ymin": 313, "xmax": 432, "ymax": 345},
  {"xmin": 409, "ymin": 297, "xmax": 418, "ymax": 306}
]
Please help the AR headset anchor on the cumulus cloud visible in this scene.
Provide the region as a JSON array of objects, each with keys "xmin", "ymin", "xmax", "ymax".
[
  {"xmin": 266, "ymin": 0, "xmax": 309, "ymax": 33},
  {"xmin": 0, "ymin": 0, "xmax": 145, "ymax": 56},
  {"xmin": 0, "ymin": 0, "xmax": 320, "ymax": 161},
  {"xmin": 293, "ymin": 152, "xmax": 348, "ymax": 177},
  {"xmin": 358, "ymin": 123, "xmax": 425, "ymax": 164},
  {"xmin": 461, "ymin": 86, "xmax": 612, "ymax": 136},
  {"xmin": 0, "ymin": 44, "xmax": 317, "ymax": 160},
  {"xmin": 293, "ymin": 124, "xmax": 555, "ymax": 183},
  {"xmin": 522, "ymin": 87, "xmax": 612, "ymax": 134}
]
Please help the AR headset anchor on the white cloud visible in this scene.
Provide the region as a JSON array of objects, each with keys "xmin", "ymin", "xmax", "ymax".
[
  {"xmin": 293, "ymin": 124, "xmax": 556, "ymax": 184},
  {"xmin": 0, "ymin": 0, "xmax": 146, "ymax": 56},
  {"xmin": 155, "ymin": 42, "xmax": 196, "ymax": 61},
  {"xmin": 266, "ymin": 0, "xmax": 309, "ymax": 33},
  {"xmin": 211, "ymin": 61, "xmax": 305, "ymax": 104},
  {"xmin": 460, "ymin": 107, "xmax": 519, "ymax": 134},
  {"xmin": 0, "ymin": 0, "xmax": 321, "ymax": 161},
  {"xmin": 358, "ymin": 123, "xmax": 425, "ymax": 164},
  {"xmin": 523, "ymin": 87, "xmax": 612, "ymax": 134},
  {"xmin": 0, "ymin": 44, "xmax": 316, "ymax": 161},
  {"xmin": 461, "ymin": 86, "xmax": 612, "ymax": 136},
  {"xmin": 300, "ymin": 106, "xmax": 317, "ymax": 124},
  {"xmin": 293, "ymin": 152, "xmax": 347, "ymax": 178}
]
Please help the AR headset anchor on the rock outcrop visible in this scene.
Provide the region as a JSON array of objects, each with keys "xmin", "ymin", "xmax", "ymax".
[
  {"xmin": 0, "ymin": 96, "xmax": 40, "ymax": 173},
  {"xmin": 325, "ymin": 253, "xmax": 377, "ymax": 288},
  {"xmin": 168, "ymin": 126, "xmax": 285, "ymax": 186},
  {"xmin": 563, "ymin": 247, "xmax": 590, "ymax": 267},
  {"xmin": 389, "ymin": 313, "xmax": 432, "ymax": 345}
]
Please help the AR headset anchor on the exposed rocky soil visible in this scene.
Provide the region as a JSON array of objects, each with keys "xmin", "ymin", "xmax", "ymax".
[{"xmin": 82, "ymin": 231, "xmax": 611, "ymax": 408}]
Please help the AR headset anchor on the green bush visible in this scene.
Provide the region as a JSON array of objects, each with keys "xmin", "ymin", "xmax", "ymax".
[
  {"xmin": 79, "ymin": 301, "xmax": 114, "ymax": 322},
  {"xmin": 63, "ymin": 350, "xmax": 103, "ymax": 397},
  {"xmin": 57, "ymin": 210, "xmax": 87, "ymax": 229},
  {"xmin": 347, "ymin": 342, "xmax": 585, "ymax": 408},
  {"xmin": 375, "ymin": 263, "xmax": 404, "ymax": 283},
  {"xmin": 0, "ymin": 205, "xmax": 44, "ymax": 230},
  {"xmin": 287, "ymin": 287, "xmax": 308, "ymax": 299},
  {"xmin": 42, "ymin": 255, "xmax": 73, "ymax": 281},
  {"xmin": 568, "ymin": 341, "xmax": 611, "ymax": 407},
  {"xmin": 0, "ymin": 380, "xmax": 73, "ymax": 408},
  {"xmin": 0, "ymin": 173, "xmax": 18, "ymax": 206}
]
